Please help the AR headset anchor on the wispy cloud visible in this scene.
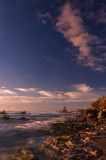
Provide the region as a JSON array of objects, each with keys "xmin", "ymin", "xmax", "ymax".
[
  {"xmin": 72, "ymin": 83, "xmax": 93, "ymax": 92},
  {"xmin": 98, "ymin": 6, "xmax": 106, "ymax": 24},
  {"xmin": 100, "ymin": 87, "xmax": 106, "ymax": 90},
  {"xmin": 55, "ymin": 2, "xmax": 105, "ymax": 71},
  {"xmin": 38, "ymin": 90, "xmax": 55, "ymax": 98},
  {"xmin": 15, "ymin": 88, "xmax": 36, "ymax": 92},
  {"xmin": 0, "ymin": 89, "xmax": 17, "ymax": 95},
  {"xmin": 42, "ymin": 55, "xmax": 59, "ymax": 64},
  {"xmin": 36, "ymin": 10, "xmax": 52, "ymax": 24},
  {"xmin": 0, "ymin": 84, "xmax": 105, "ymax": 105}
]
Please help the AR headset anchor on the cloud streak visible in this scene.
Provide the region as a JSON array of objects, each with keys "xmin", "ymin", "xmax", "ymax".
[
  {"xmin": 36, "ymin": 10, "xmax": 52, "ymax": 24},
  {"xmin": 15, "ymin": 88, "xmax": 36, "ymax": 92},
  {"xmin": 0, "ymin": 89, "xmax": 17, "ymax": 95}
]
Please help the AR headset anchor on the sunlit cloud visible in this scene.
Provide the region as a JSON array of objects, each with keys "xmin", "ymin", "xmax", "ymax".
[
  {"xmin": 38, "ymin": 90, "xmax": 55, "ymax": 98},
  {"xmin": 1, "ymin": 86, "xmax": 6, "ymax": 89},
  {"xmin": 0, "ymin": 89, "xmax": 17, "ymax": 95},
  {"xmin": 0, "ymin": 84, "xmax": 105, "ymax": 106},
  {"xmin": 72, "ymin": 83, "xmax": 93, "ymax": 92},
  {"xmin": 15, "ymin": 88, "xmax": 36, "ymax": 92},
  {"xmin": 55, "ymin": 2, "xmax": 105, "ymax": 71}
]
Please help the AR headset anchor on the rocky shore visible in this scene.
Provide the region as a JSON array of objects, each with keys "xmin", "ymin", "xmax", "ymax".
[{"xmin": 11, "ymin": 97, "xmax": 106, "ymax": 160}]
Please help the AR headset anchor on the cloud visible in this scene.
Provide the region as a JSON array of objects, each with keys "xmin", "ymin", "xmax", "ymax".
[
  {"xmin": 64, "ymin": 91, "xmax": 98, "ymax": 100},
  {"xmin": 38, "ymin": 90, "xmax": 55, "ymax": 98},
  {"xmin": 98, "ymin": 6, "xmax": 106, "ymax": 23},
  {"xmin": 0, "ymin": 84, "xmax": 105, "ymax": 105},
  {"xmin": 15, "ymin": 88, "xmax": 36, "ymax": 92},
  {"xmin": 42, "ymin": 55, "xmax": 59, "ymax": 64},
  {"xmin": 36, "ymin": 10, "xmax": 52, "ymax": 23},
  {"xmin": 0, "ymin": 89, "xmax": 17, "ymax": 95},
  {"xmin": 64, "ymin": 83, "xmax": 99, "ymax": 101},
  {"xmin": 0, "ymin": 96, "xmax": 43, "ymax": 103},
  {"xmin": 72, "ymin": 83, "xmax": 93, "ymax": 92},
  {"xmin": 55, "ymin": 2, "xmax": 105, "ymax": 71},
  {"xmin": 1, "ymin": 86, "xmax": 6, "ymax": 89},
  {"xmin": 100, "ymin": 87, "xmax": 106, "ymax": 90}
]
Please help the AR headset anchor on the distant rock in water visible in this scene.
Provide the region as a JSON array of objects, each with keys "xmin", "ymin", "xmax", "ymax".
[
  {"xmin": 19, "ymin": 116, "xmax": 29, "ymax": 120},
  {"xmin": 20, "ymin": 111, "xmax": 27, "ymax": 115},
  {"xmin": 1, "ymin": 115, "xmax": 10, "ymax": 120},
  {"xmin": 59, "ymin": 106, "xmax": 68, "ymax": 113},
  {"xmin": 0, "ymin": 110, "xmax": 7, "ymax": 114}
]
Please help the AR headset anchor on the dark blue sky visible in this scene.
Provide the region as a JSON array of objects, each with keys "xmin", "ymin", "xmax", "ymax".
[{"xmin": 0, "ymin": 0, "xmax": 106, "ymax": 111}]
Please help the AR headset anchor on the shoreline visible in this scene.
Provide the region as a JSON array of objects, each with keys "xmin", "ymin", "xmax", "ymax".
[{"xmin": 11, "ymin": 115, "xmax": 106, "ymax": 160}]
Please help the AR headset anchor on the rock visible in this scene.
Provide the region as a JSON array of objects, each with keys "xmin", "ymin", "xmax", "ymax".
[
  {"xmin": 59, "ymin": 106, "xmax": 68, "ymax": 113},
  {"xmin": 85, "ymin": 109, "xmax": 98, "ymax": 118},
  {"xmin": 12, "ymin": 147, "xmax": 36, "ymax": 160},
  {"xmin": 20, "ymin": 111, "xmax": 27, "ymax": 115},
  {"xmin": 98, "ymin": 109, "xmax": 106, "ymax": 119},
  {"xmin": 19, "ymin": 117, "xmax": 29, "ymax": 120},
  {"xmin": 1, "ymin": 115, "xmax": 10, "ymax": 120},
  {"xmin": 82, "ymin": 137, "xmax": 91, "ymax": 144},
  {"xmin": 0, "ymin": 110, "xmax": 7, "ymax": 114},
  {"xmin": 89, "ymin": 97, "xmax": 106, "ymax": 111}
]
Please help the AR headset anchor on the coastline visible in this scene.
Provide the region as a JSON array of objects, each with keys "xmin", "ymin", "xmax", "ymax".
[{"xmin": 11, "ymin": 115, "xmax": 106, "ymax": 160}]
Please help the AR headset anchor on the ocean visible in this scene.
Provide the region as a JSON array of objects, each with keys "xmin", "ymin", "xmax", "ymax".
[{"xmin": 0, "ymin": 111, "xmax": 78, "ymax": 159}]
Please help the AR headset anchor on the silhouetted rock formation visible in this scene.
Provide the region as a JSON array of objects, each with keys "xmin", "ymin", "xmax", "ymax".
[
  {"xmin": 19, "ymin": 116, "xmax": 29, "ymax": 120},
  {"xmin": 59, "ymin": 106, "xmax": 68, "ymax": 113},
  {"xmin": 0, "ymin": 110, "xmax": 7, "ymax": 114},
  {"xmin": 20, "ymin": 111, "xmax": 27, "ymax": 115}
]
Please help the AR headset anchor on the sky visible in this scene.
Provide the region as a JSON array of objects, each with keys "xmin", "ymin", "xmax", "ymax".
[{"xmin": 0, "ymin": 0, "xmax": 106, "ymax": 111}]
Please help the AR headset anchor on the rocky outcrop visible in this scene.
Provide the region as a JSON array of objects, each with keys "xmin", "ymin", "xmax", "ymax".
[
  {"xmin": 89, "ymin": 97, "xmax": 106, "ymax": 111},
  {"xmin": 83, "ymin": 97, "xmax": 106, "ymax": 119},
  {"xmin": 59, "ymin": 106, "xmax": 68, "ymax": 113}
]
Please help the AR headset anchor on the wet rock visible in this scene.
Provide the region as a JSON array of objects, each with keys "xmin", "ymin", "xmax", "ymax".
[
  {"xmin": 1, "ymin": 115, "xmax": 10, "ymax": 120},
  {"xmin": 98, "ymin": 109, "xmax": 106, "ymax": 119},
  {"xmin": 19, "ymin": 117, "xmax": 29, "ymax": 120},
  {"xmin": 12, "ymin": 147, "xmax": 36, "ymax": 160}
]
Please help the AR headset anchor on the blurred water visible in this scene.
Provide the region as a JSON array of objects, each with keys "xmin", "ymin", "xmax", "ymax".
[{"xmin": 0, "ymin": 111, "xmax": 77, "ymax": 159}]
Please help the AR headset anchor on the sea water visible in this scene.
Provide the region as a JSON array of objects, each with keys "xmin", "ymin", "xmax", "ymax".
[{"xmin": 0, "ymin": 111, "xmax": 78, "ymax": 159}]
